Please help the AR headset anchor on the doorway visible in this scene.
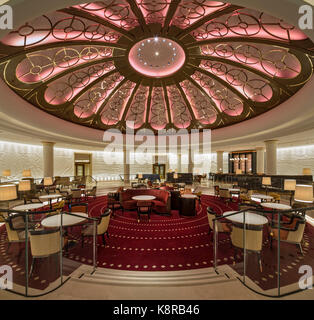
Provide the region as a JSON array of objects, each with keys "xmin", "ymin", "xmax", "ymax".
[
  {"xmin": 74, "ymin": 153, "xmax": 92, "ymax": 177},
  {"xmin": 153, "ymin": 163, "xmax": 166, "ymax": 179}
]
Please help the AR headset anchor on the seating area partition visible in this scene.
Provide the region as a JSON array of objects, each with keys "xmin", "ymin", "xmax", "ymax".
[
  {"xmin": 212, "ymin": 206, "xmax": 314, "ymax": 297},
  {"xmin": 0, "ymin": 208, "xmax": 98, "ymax": 297}
]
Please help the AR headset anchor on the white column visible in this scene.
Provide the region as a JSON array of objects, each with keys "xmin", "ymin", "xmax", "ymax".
[
  {"xmin": 264, "ymin": 140, "xmax": 278, "ymax": 175},
  {"xmin": 42, "ymin": 141, "xmax": 55, "ymax": 177},
  {"xmin": 256, "ymin": 147, "xmax": 265, "ymax": 174},
  {"xmin": 123, "ymin": 139, "xmax": 130, "ymax": 185},
  {"xmin": 216, "ymin": 151, "xmax": 224, "ymax": 173},
  {"xmin": 188, "ymin": 137, "xmax": 194, "ymax": 174},
  {"xmin": 177, "ymin": 153, "xmax": 182, "ymax": 172}
]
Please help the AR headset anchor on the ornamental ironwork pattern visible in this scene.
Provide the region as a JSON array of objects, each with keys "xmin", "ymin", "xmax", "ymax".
[{"xmin": 0, "ymin": 0, "xmax": 313, "ymax": 133}]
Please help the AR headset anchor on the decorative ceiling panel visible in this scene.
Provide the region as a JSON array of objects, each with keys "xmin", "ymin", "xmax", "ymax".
[{"xmin": 0, "ymin": 0, "xmax": 313, "ymax": 133}]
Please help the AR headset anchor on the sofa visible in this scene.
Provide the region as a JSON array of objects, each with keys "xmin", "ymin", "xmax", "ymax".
[{"xmin": 120, "ymin": 189, "xmax": 171, "ymax": 214}]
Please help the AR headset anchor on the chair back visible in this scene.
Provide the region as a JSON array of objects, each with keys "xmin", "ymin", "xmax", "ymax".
[
  {"xmin": 207, "ymin": 207, "xmax": 225, "ymax": 232},
  {"xmin": 286, "ymin": 217, "xmax": 306, "ymax": 244},
  {"xmin": 219, "ymin": 188, "xmax": 230, "ymax": 199},
  {"xmin": 231, "ymin": 225, "xmax": 263, "ymax": 252},
  {"xmin": 71, "ymin": 203, "xmax": 88, "ymax": 214},
  {"xmin": 89, "ymin": 186, "xmax": 97, "ymax": 196},
  {"xmin": 5, "ymin": 215, "xmax": 24, "ymax": 241},
  {"xmin": 72, "ymin": 190, "xmax": 82, "ymax": 198},
  {"xmin": 97, "ymin": 209, "xmax": 111, "ymax": 235},
  {"xmin": 30, "ymin": 229, "xmax": 61, "ymax": 258}
]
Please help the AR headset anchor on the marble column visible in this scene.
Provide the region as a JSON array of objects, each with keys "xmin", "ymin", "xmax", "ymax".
[
  {"xmin": 42, "ymin": 141, "xmax": 55, "ymax": 177},
  {"xmin": 264, "ymin": 140, "xmax": 278, "ymax": 175},
  {"xmin": 256, "ymin": 147, "xmax": 265, "ymax": 174},
  {"xmin": 216, "ymin": 151, "xmax": 224, "ymax": 173},
  {"xmin": 123, "ymin": 139, "xmax": 130, "ymax": 185}
]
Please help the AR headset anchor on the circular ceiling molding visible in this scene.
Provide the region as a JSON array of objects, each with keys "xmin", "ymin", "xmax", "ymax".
[
  {"xmin": 128, "ymin": 37, "xmax": 186, "ymax": 78},
  {"xmin": 0, "ymin": 0, "xmax": 313, "ymax": 134}
]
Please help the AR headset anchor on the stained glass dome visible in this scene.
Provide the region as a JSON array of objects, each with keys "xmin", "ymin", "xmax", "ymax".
[{"xmin": 0, "ymin": 0, "xmax": 313, "ymax": 133}]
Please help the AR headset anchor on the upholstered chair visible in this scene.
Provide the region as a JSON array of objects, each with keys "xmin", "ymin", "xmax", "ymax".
[
  {"xmin": 207, "ymin": 207, "xmax": 232, "ymax": 243},
  {"xmin": 86, "ymin": 186, "xmax": 97, "ymax": 199},
  {"xmin": 269, "ymin": 214, "xmax": 306, "ymax": 255},
  {"xmin": 29, "ymin": 229, "xmax": 62, "ymax": 277},
  {"xmin": 81, "ymin": 209, "xmax": 111, "ymax": 247},
  {"xmin": 231, "ymin": 224, "xmax": 264, "ymax": 272}
]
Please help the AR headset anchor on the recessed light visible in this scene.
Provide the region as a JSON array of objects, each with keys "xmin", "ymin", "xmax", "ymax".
[{"xmin": 155, "ymin": 52, "xmax": 159, "ymax": 56}]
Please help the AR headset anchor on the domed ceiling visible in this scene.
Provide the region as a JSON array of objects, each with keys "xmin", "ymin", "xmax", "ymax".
[{"xmin": 0, "ymin": 0, "xmax": 313, "ymax": 133}]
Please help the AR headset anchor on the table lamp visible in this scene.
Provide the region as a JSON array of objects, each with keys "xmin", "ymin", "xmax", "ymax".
[
  {"xmin": 262, "ymin": 177, "xmax": 271, "ymax": 195},
  {"xmin": 18, "ymin": 180, "xmax": 31, "ymax": 204},
  {"xmin": 44, "ymin": 177, "xmax": 53, "ymax": 195},
  {"xmin": 294, "ymin": 185, "xmax": 314, "ymax": 204},
  {"xmin": 22, "ymin": 169, "xmax": 32, "ymax": 177},
  {"xmin": 284, "ymin": 179, "xmax": 296, "ymax": 206},
  {"xmin": 2, "ymin": 169, "xmax": 11, "ymax": 177},
  {"xmin": 0, "ymin": 184, "xmax": 17, "ymax": 209},
  {"xmin": 302, "ymin": 168, "xmax": 312, "ymax": 175}
]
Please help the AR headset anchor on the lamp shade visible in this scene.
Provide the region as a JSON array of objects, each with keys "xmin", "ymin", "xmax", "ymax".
[
  {"xmin": 236, "ymin": 169, "xmax": 242, "ymax": 175},
  {"xmin": 22, "ymin": 169, "xmax": 32, "ymax": 177},
  {"xmin": 294, "ymin": 185, "xmax": 314, "ymax": 203},
  {"xmin": 262, "ymin": 177, "xmax": 271, "ymax": 186},
  {"xmin": 2, "ymin": 170, "xmax": 11, "ymax": 177},
  {"xmin": 302, "ymin": 168, "xmax": 312, "ymax": 175},
  {"xmin": 0, "ymin": 185, "xmax": 17, "ymax": 201},
  {"xmin": 284, "ymin": 179, "xmax": 296, "ymax": 191},
  {"xmin": 173, "ymin": 173, "xmax": 178, "ymax": 179},
  {"xmin": 138, "ymin": 174, "xmax": 143, "ymax": 179},
  {"xmin": 18, "ymin": 180, "xmax": 31, "ymax": 191},
  {"xmin": 44, "ymin": 177, "xmax": 53, "ymax": 186}
]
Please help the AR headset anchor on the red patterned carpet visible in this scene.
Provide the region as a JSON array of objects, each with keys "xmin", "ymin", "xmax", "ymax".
[{"xmin": 1, "ymin": 194, "xmax": 314, "ymax": 291}]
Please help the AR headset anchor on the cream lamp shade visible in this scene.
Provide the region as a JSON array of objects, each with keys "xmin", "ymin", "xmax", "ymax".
[
  {"xmin": 284, "ymin": 179, "xmax": 296, "ymax": 191},
  {"xmin": 2, "ymin": 170, "xmax": 11, "ymax": 177},
  {"xmin": 173, "ymin": 173, "xmax": 178, "ymax": 179},
  {"xmin": 0, "ymin": 185, "xmax": 17, "ymax": 201},
  {"xmin": 138, "ymin": 174, "xmax": 143, "ymax": 179},
  {"xmin": 294, "ymin": 185, "xmax": 314, "ymax": 203},
  {"xmin": 302, "ymin": 168, "xmax": 312, "ymax": 175},
  {"xmin": 44, "ymin": 177, "xmax": 53, "ymax": 186},
  {"xmin": 18, "ymin": 180, "xmax": 31, "ymax": 191},
  {"xmin": 262, "ymin": 177, "xmax": 272, "ymax": 186},
  {"xmin": 22, "ymin": 169, "xmax": 32, "ymax": 177},
  {"xmin": 236, "ymin": 169, "xmax": 242, "ymax": 175}
]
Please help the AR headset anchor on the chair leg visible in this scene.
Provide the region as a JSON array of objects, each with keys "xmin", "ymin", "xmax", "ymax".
[
  {"xmin": 298, "ymin": 243, "xmax": 304, "ymax": 256},
  {"xmin": 7, "ymin": 242, "xmax": 11, "ymax": 253},
  {"xmin": 102, "ymin": 233, "xmax": 106, "ymax": 245},
  {"xmin": 257, "ymin": 252, "xmax": 263, "ymax": 273},
  {"xmin": 106, "ymin": 231, "xmax": 109, "ymax": 238},
  {"xmin": 269, "ymin": 234, "xmax": 273, "ymax": 249},
  {"xmin": 29, "ymin": 258, "xmax": 35, "ymax": 278}
]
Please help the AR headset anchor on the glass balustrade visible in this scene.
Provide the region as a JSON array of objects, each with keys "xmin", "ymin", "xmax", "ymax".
[
  {"xmin": 0, "ymin": 207, "xmax": 98, "ymax": 297},
  {"xmin": 213, "ymin": 206, "xmax": 314, "ymax": 297}
]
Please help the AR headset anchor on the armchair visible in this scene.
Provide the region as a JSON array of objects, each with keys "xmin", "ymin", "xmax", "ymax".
[{"xmin": 269, "ymin": 214, "xmax": 306, "ymax": 255}]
